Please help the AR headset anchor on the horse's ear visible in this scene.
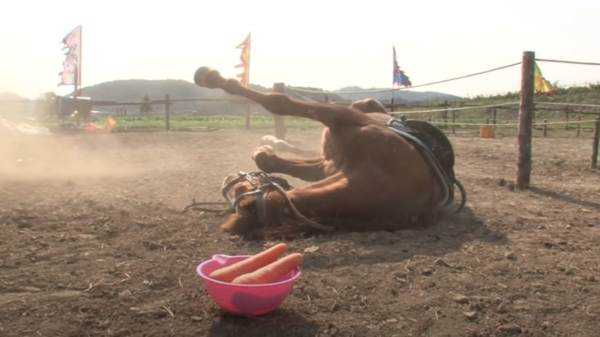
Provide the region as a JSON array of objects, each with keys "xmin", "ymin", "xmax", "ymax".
[{"xmin": 221, "ymin": 213, "xmax": 258, "ymax": 235}]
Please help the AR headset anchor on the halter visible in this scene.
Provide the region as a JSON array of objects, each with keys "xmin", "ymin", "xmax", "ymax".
[{"xmin": 221, "ymin": 171, "xmax": 334, "ymax": 232}]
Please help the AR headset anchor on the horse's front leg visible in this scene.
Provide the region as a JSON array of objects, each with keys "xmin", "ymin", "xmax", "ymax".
[{"xmin": 252, "ymin": 146, "xmax": 327, "ymax": 182}]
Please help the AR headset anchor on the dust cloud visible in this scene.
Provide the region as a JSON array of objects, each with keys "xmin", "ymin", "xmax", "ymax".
[{"xmin": 0, "ymin": 130, "xmax": 139, "ymax": 182}]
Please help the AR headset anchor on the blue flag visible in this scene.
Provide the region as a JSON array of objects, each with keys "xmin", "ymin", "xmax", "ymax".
[{"xmin": 393, "ymin": 46, "xmax": 412, "ymax": 87}]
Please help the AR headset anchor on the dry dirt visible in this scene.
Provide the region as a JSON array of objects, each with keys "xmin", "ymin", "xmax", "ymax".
[{"xmin": 1, "ymin": 126, "xmax": 599, "ymax": 337}]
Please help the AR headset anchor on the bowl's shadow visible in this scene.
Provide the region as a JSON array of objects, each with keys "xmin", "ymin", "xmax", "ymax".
[{"xmin": 206, "ymin": 308, "xmax": 319, "ymax": 337}]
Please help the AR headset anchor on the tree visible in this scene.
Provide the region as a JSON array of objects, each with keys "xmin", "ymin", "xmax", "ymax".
[
  {"xmin": 140, "ymin": 94, "xmax": 152, "ymax": 117},
  {"xmin": 33, "ymin": 92, "xmax": 58, "ymax": 119}
]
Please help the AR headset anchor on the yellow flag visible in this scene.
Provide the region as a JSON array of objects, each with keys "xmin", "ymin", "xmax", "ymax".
[{"xmin": 534, "ymin": 62, "xmax": 554, "ymax": 93}]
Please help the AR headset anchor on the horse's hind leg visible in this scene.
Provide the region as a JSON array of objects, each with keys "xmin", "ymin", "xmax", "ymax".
[{"xmin": 194, "ymin": 67, "xmax": 376, "ymax": 128}]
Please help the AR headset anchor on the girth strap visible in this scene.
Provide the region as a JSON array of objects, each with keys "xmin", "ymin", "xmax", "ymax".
[{"xmin": 386, "ymin": 118, "xmax": 455, "ymax": 211}]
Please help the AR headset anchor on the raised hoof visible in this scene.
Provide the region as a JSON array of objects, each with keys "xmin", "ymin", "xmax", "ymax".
[
  {"xmin": 252, "ymin": 145, "xmax": 274, "ymax": 161},
  {"xmin": 193, "ymin": 67, "xmax": 222, "ymax": 88}
]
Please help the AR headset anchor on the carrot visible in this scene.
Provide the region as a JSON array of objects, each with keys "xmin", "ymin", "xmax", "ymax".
[
  {"xmin": 231, "ymin": 253, "xmax": 304, "ymax": 285},
  {"xmin": 208, "ymin": 243, "xmax": 288, "ymax": 282}
]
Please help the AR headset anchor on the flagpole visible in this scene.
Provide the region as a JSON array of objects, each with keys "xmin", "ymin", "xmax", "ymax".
[
  {"xmin": 78, "ymin": 25, "xmax": 82, "ymax": 96},
  {"xmin": 392, "ymin": 45, "xmax": 396, "ymax": 113},
  {"xmin": 73, "ymin": 65, "xmax": 78, "ymax": 99}
]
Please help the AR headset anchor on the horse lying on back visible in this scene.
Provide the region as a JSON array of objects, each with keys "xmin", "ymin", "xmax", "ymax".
[{"xmin": 194, "ymin": 66, "xmax": 465, "ymax": 238}]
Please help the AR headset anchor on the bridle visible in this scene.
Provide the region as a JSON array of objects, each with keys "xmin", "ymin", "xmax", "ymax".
[{"xmin": 221, "ymin": 171, "xmax": 334, "ymax": 232}]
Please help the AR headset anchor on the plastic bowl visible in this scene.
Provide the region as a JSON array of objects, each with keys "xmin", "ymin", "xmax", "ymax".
[{"xmin": 196, "ymin": 254, "xmax": 302, "ymax": 316}]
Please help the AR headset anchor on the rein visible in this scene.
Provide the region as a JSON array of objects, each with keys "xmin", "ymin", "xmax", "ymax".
[{"xmin": 223, "ymin": 171, "xmax": 333, "ymax": 232}]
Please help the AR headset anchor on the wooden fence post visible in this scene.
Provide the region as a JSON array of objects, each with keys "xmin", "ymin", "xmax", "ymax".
[
  {"xmin": 245, "ymin": 104, "xmax": 250, "ymax": 130},
  {"xmin": 516, "ymin": 51, "xmax": 535, "ymax": 190},
  {"xmin": 443, "ymin": 100, "xmax": 448, "ymax": 129},
  {"xmin": 577, "ymin": 109, "xmax": 582, "ymax": 137},
  {"xmin": 165, "ymin": 94, "xmax": 171, "ymax": 132},
  {"xmin": 492, "ymin": 108, "xmax": 497, "ymax": 127},
  {"xmin": 543, "ymin": 120, "xmax": 547, "ymax": 138},
  {"xmin": 451, "ymin": 110, "xmax": 456, "ymax": 134},
  {"xmin": 390, "ymin": 97, "xmax": 395, "ymax": 113},
  {"xmin": 273, "ymin": 83, "xmax": 287, "ymax": 140},
  {"xmin": 565, "ymin": 106, "xmax": 569, "ymax": 130},
  {"xmin": 591, "ymin": 117, "xmax": 600, "ymax": 169}
]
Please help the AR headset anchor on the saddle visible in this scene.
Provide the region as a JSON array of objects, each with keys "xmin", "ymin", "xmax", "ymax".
[{"xmin": 386, "ymin": 117, "xmax": 456, "ymax": 211}]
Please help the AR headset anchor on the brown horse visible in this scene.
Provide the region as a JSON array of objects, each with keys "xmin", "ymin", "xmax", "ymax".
[{"xmin": 194, "ymin": 67, "xmax": 463, "ymax": 238}]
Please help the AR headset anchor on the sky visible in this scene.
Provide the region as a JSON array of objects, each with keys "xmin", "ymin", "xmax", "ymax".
[{"xmin": 1, "ymin": 0, "xmax": 600, "ymax": 100}]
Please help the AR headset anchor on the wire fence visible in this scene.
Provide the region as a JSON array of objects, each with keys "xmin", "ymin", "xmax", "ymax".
[{"xmin": 2, "ymin": 55, "xmax": 599, "ymax": 137}]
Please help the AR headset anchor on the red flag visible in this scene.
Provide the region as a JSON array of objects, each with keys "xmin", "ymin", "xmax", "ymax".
[
  {"xmin": 235, "ymin": 32, "xmax": 251, "ymax": 86},
  {"xmin": 58, "ymin": 25, "xmax": 82, "ymax": 87}
]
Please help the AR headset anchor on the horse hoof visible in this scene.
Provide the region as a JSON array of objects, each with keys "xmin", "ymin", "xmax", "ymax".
[
  {"xmin": 193, "ymin": 66, "xmax": 220, "ymax": 88},
  {"xmin": 260, "ymin": 135, "xmax": 277, "ymax": 146},
  {"xmin": 252, "ymin": 145, "xmax": 274, "ymax": 161}
]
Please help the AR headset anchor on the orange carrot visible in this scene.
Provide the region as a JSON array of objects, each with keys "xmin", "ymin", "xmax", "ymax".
[
  {"xmin": 209, "ymin": 243, "xmax": 288, "ymax": 282},
  {"xmin": 231, "ymin": 253, "xmax": 304, "ymax": 285}
]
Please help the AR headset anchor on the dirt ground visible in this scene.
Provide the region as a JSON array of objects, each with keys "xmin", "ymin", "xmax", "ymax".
[{"xmin": 0, "ymin": 126, "xmax": 599, "ymax": 337}]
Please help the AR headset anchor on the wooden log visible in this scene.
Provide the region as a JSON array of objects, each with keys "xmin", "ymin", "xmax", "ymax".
[{"xmin": 516, "ymin": 51, "xmax": 535, "ymax": 190}]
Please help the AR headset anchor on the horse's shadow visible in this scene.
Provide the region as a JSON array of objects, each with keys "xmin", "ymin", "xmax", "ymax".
[
  {"xmin": 206, "ymin": 308, "xmax": 319, "ymax": 337},
  {"xmin": 295, "ymin": 205, "xmax": 509, "ymax": 270}
]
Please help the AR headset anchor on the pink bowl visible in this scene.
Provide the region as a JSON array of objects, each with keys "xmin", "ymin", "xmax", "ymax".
[{"xmin": 196, "ymin": 254, "xmax": 302, "ymax": 316}]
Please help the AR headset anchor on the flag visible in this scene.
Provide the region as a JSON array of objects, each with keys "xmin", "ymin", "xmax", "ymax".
[
  {"xmin": 393, "ymin": 46, "xmax": 412, "ymax": 87},
  {"xmin": 58, "ymin": 25, "xmax": 82, "ymax": 87},
  {"xmin": 534, "ymin": 61, "xmax": 554, "ymax": 94},
  {"xmin": 235, "ymin": 32, "xmax": 251, "ymax": 86}
]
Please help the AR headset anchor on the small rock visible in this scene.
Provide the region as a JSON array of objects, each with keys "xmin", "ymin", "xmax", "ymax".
[
  {"xmin": 504, "ymin": 251, "xmax": 516, "ymax": 260},
  {"xmin": 496, "ymin": 302, "xmax": 508, "ymax": 314},
  {"xmin": 143, "ymin": 280, "xmax": 151, "ymax": 285},
  {"xmin": 118, "ymin": 289, "xmax": 132, "ymax": 298},
  {"xmin": 453, "ymin": 294, "xmax": 469, "ymax": 304},
  {"xmin": 463, "ymin": 311, "xmax": 478, "ymax": 320},
  {"xmin": 498, "ymin": 323, "xmax": 522, "ymax": 333},
  {"xmin": 302, "ymin": 286, "xmax": 320, "ymax": 298},
  {"xmin": 421, "ymin": 268, "xmax": 433, "ymax": 276},
  {"xmin": 385, "ymin": 318, "xmax": 398, "ymax": 324},
  {"xmin": 191, "ymin": 316, "xmax": 203, "ymax": 322},
  {"xmin": 566, "ymin": 224, "xmax": 572, "ymax": 229},
  {"xmin": 304, "ymin": 246, "xmax": 320, "ymax": 253},
  {"xmin": 434, "ymin": 258, "xmax": 450, "ymax": 267}
]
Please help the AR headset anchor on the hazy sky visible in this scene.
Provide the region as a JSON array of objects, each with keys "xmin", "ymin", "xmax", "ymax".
[{"xmin": 1, "ymin": 0, "xmax": 599, "ymax": 99}]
